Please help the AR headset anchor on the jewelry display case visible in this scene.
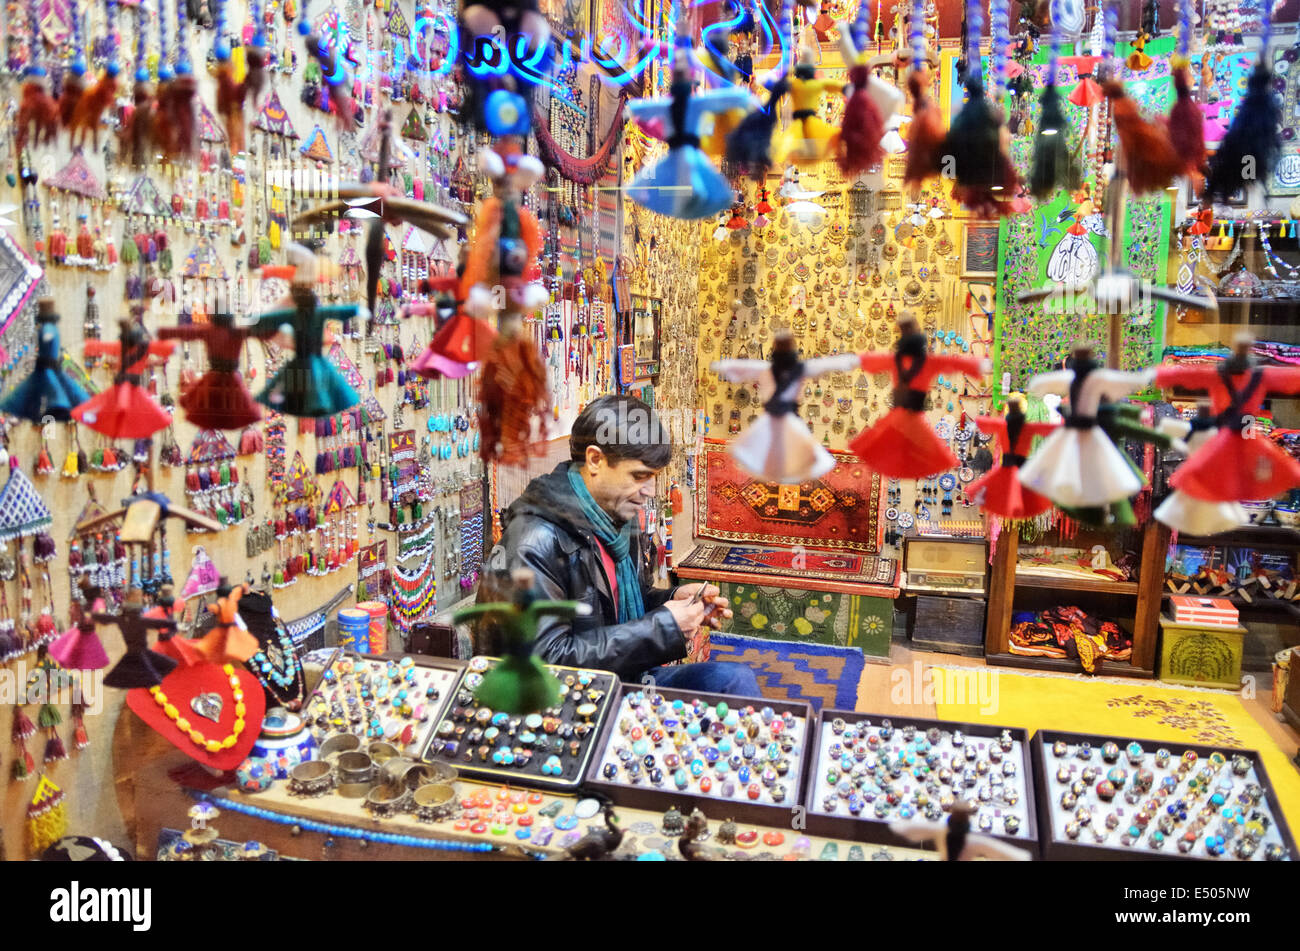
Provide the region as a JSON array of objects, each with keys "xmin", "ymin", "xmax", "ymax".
[
  {"xmin": 1031, "ymin": 730, "xmax": 1296, "ymax": 861},
  {"xmin": 304, "ymin": 652, "xmax": 463, "ymax": 759},
  {"xmin": 584, "ymin": 684, "xmax": 815, "ymax": 827},
  {"xmin": 801, "ymin": 709, "xmax": 1039, "ymax": 853},
  {"xmin": 419, "ymin": 657, "xmax": 619, "ymax": 792}
]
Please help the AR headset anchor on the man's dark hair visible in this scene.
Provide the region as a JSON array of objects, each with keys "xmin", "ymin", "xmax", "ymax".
[{"xmin": 570, "ymin": 394, "xmax": 672, "ymax": 469}]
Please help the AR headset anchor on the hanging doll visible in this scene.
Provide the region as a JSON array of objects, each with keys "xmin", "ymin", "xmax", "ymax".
[
  {"xmin": 1057, "ymin": 400, "xmax": 1174, "ymax": 528},
  {"xmin": 48, "ymin": 602, "xmax": 110, "ymax": 671},
  {"xmin": 193, "ymin": 584, "xmax": 259, "ymax": 664},
  {"xmin": 247, "ymin": 246, "xmax": 362, "ymax": 418},
  {"xmin": 966, "ymin": 396, "xmax": 1059, "ymax": 520},
  {"xmin": 848, "ymin": 316, "xmax": 989, "ymax": 479},
  {"xmin": 1154, "ymin": 403, "xmax": 1248, "ymax": 536},
  {"xmin": 835, "ymin": 16, "xmax": 902, "ymax": 178},
  {"xmin": 710, "ymin": 332, "xmax": 859, "ymax": 483},
  {"xmin": 627, "ymin": 46, "xmax": 756, "ymax": 220},
  {"xmin": 158, "ymin": 312, "xmax": 264, "ymax": 430},
  {"xmin": 772, "ymin": 44, "xmax": 845, "ymax": 166},
  {"xmin": 1016, "ymin": 344, "xmax": 1151, "ymax": 509},
  {"xmin": 0, "ymin": 300, "xmax": 91, "ymax": 422},
  {"xmin": 407, "ymin": 274, "xmax": 498, "ymax": 380},
  {"xmin": 98, "ymin": 598, "xmax": 180, "ymax": 689},
  {"xmin": 72, "ymin": 317, "xmax": 176, "ymax": 440},
  {"xmin": 1153, "ymin": 334, "xmax": 1300, "ymax": 504},
  {"xmin": 459, "ymin": 131, "xmax": 551, "ymax": 464}
]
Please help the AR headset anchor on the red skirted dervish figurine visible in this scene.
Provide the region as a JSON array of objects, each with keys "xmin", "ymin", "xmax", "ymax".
[
  {"xmin": 158, "ymin": 312, "xmax": 265, "ymax": 430},
  {"xmin": 73, "ymin": 315, "xmax": 176, "ymax": 439},
  {"xmin": 848, "ymin": 316, "xmax": 989, "ymax": 479},
  {"xmin": 1153, "ymin": 333, "xmax": 1300, "ymax": 503},
  {"xmin": 966, "ymin": 396, "xmax": 1059, "ymax": 520}
]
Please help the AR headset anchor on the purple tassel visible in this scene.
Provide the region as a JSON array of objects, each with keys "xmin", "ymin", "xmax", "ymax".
[
  {"xmin": 133, "ymin": 438, "xmax": 151, "ymax": 462},
  {"xmin": 33, "ymin": 532, "xmax": 56, "ymax": 562},
  {"xmin": 44, "ymin": 731, "xmax": 68, "ymax": 763}
]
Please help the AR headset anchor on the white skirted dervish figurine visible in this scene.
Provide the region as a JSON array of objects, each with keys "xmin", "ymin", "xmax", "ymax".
[
  {"xmin": 1153, "ymin": 403, "xmax": 1248, "ymax": 536},
  {"xmin": 1017, "ymin": 343, "xmax": 1152, "ymax": 508},
  {"xmin": 710, "ymin": 330, "xmax": 859, "ymax": 483}
]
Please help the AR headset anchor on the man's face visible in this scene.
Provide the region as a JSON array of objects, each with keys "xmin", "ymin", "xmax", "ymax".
[{"xmin": 585, "ymin": 448, "xmax": 660, "ymax": 524}]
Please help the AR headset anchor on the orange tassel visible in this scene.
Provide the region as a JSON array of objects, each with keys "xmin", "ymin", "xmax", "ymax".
[
  {"xmin": 157, "ymin": 73, "xmax": 198, "ymax": 157},
  {"xmin": 58, "ymin": 70, "xmax": 84, "ymax": 129},
  {"xmin": 17, "ymin": 80, "xmax": 60, "ymax": 150},
  {"xmin": 1166, "ymin": 64, "xmax": 1206, "ymax": 180},
  {"xmin": 1106, "ymin": 81, "xmax": 1183, "ymax": 194},
  {"xmin": 120, "ymin": 82, "xmax": 154, "ymax": 166},
  {"xmin": 477, "ymin": 334, "xmax": 550, "ymax": 466},
  {"xmin": 903, "ymin": 71, "xmax": 946, "ymax": 193},
  {"xmin": 70, "ymin": 72, "xmax": 118, "ymax": 148},
  {"xmin": 215, "ymin": 62, "xmax": 245, "ymax": 154}
]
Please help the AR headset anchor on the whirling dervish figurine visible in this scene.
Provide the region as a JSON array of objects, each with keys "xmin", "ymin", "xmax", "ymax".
[
  {"xmin": 158, "ymin": 312, "xmax": 264, "ymax": 430},
  {"xmin": 0, "ymin": 299, "xmax": 90, "ymax": 422},
  {"xmin": 772, "ymin": 43, "xmax": 845, "ymax": 166},
  {"xmin": 1154, "ymin": 403, "xmax": 1248, "ymax": 536},
  {"xmin": 848, "ymin": 316, "xmax": 989, "ymax": 479},
  {"xmin": 248, "ymin": 246, "xmax": 362, "ymax": 418},
  {"xmin": 453, "ymin": 569, "xmax": 589, "ymax": 715},
  {"xmin": 966, "ymin": 396, "xmax": 1059, "ymax": 520},
  {"xmin": 73, "ymin": 314, "xmax": 175, "ymax": 439},
  {"xmin": 1017, "ymin": 343, "xmax": 1151, "ymax": 509},
  {"xmin": 626, "ymin": 45, "xmax": 756, "ymax": 220},
  {"xmin": 1153, "ymin": 333, "xmax": 1300, "ymax": 504},
  {"xmin": 711, "ymin": 331, "xmax": 858, "ymax": 483},
  {"xmin": 1057, "ymin": 400, "xmax": 1174, "ymax": 528}
]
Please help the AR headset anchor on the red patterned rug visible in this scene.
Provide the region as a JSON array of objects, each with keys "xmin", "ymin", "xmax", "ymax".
[{"xmin": 695, "ymin": 439, "xmax": 883, "ymax": 554}]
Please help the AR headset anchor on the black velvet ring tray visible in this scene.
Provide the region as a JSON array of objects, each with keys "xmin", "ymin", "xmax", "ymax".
[{"xmin": 417, "ymin": 656, "xmax": 618, "ymax": 792}]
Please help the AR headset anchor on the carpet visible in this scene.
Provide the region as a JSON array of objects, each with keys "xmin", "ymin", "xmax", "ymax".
[
  {"xmin": 695, "ymin": 439, "xmax": 883, "ymax": 554},
  {"xmin": 931, "ymin": 668, "xmax": 1300, "ymax": 830},
  {"xmin": 679, "ymin": 543, "xmax": 899, "ymax": 588},
  {"xmin": 706, "ymin": 633, "xmax": 866, "ymax": 711}
]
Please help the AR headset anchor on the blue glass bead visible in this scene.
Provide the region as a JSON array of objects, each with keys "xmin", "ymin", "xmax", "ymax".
[
  {"xmin": 689, "ymin": 759, "xmax": 705, "ymax": 777},
  {"xmin": 738, "ymin": 766, "xmax": 751, "ymax": 784},
  {"xmin": 702, "ymin": 748, "xmax": 720, "ymax": 764},
  {"xmin": 674, "ymin": 769, "xmax": 689, "ymax": 790},
  {"xmin": 687, "ymin": 722, "xmax": 701, "ymax": 738}
]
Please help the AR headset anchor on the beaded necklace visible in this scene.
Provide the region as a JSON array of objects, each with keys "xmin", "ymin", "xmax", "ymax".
[
  {"xmin": 150, "ymin": 664, "xmax": 247, "ymax": 754},
  {"xmin": 390, "ymin": 550, "xmax": 436, "ymax": 635},
  {"xmin": 1258, "ymin": 224, "xmax": 1300, "ymax": 281},
  {"xmin": 249, "ymin": 617, "xmax": 305, "ymax": 707}
]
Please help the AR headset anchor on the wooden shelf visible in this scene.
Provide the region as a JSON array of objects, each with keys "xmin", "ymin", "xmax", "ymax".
[
  {"xmin": 1015, "ymin": 571, "xmax": 1138, "ymax": 595},
  {"xmin": 985, "ymin": 652, "xmax": 1154, "ymax": 679}
]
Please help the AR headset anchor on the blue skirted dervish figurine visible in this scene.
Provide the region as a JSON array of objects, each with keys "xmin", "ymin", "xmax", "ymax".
[
  {"xmin": 1, "ymin": 299, "xmax": 90, "ymax": 421},
  {"xmin": 626, "ymin": 45, "xmax": 756, "ymax": 220},
  {"xmin": 249, "ymin": 246, "xmax": 362, "ymax": 418}
]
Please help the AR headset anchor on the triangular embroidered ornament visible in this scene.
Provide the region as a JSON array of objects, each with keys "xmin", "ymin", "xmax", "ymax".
[
  {"xmin": 255, "ymin": 91, "xmax": 299, "ymax": 139},
  {"xmin": 284, "ymin": 452, "xmax": 312, "ymax": 501},
  {"xmin": 46, "ymin": 151, "xmax": 106, "ymax": 200},
  {"xmin": 0, "ymin": 469, "xmax": 53, "ymax": 542},
  {"xmin": 322, "ymin": 479, "xmax": 357, "ymax": 514},
  {"xmin": 299, "ymin": 125, "xmax": 335, "ymax": 162},
  {"xmin": 197, "ymin": 100, "xmax": 227, "ymax": 143},
  {"xmin": 400, "ymin": 108, "xmax": 426, "ymax": 141},
  {"xmin": 121, "ymin": 175, "xmax": 171, "ymax": 217}
]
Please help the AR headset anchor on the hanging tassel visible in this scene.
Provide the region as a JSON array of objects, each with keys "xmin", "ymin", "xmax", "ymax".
[
  {"xmin": 43, "ymin": 731, "xmax": 67, "ymax": 764},
  {"xmin": 1166, "ymin": 62, "xmax": 1206, "ymax": 180},
  {"xmin": 101, "ymin": 446, "xmax": 118, "ymax": 470},
  {"xmin": 37, "ymin": 704, "xmax": 61, "ymax": 730},
  {"xmin": 944, "ymin": 73, "xmax": 1020, "ymax": 216},
  {"xmin": 35, "ymin": 448, "xmax": 52, "ymax": 475},
  {"xmin": 1106, "ymin": 81, "xmax": 1183, "ymax": 194},
  {"xmin": 59, "ymin": 63, "xmax": 86, "ymax": 130},
  {"xmin": 33, "ymin": 532, "xmax": 55, "ymax": 563},
  {"xmin": 17, "ymin": 70, "xmax": 60, "ymax": 151},
  {"xmin": 903, "ymin": 69, "xmax": 947, "ymax": 190},
  {"xmin": 1029, "ymin": 84, "xmax": 1079, "ymax": 199},
  {"xmin": 71, "ymin": 704, "xmax": 88, "ymax": 751},
  {"xmin": 1205, "ymin": 63, "xmax": 1281, "ymax": 203},
  {"xmin": 12, "ymin": 705, "xmax": 36, "ymax": 741},
  {"xmin": 61, "ymin": 450, "xmax": 79, "ymax": 478}
]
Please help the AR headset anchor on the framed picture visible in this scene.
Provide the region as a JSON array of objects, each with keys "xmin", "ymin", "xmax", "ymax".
[{"xmin": 961, "ymin": 222, "xmax": 1000, "ymax": 278}]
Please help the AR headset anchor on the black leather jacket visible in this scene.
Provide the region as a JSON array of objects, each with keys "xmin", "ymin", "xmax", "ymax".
[{"xmin": 481, "ymin": 462, "xmax": 684, "ymax": 681}]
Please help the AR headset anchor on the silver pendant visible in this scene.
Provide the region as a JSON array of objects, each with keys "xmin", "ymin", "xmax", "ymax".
[{"xmin": 191, "ymin": 692, "xmax": 223, "ymax": 724}]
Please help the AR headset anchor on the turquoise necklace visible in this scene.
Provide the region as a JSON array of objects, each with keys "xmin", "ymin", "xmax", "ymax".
[{"xmin": 249, "ymin": 622, "xmax": 305, "ymax": 708}]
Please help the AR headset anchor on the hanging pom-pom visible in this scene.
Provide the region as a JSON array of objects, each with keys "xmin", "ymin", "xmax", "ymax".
[
  {"xmin": 238, "ymin": 426, "xmax": 264, "ymax": 455},
  {"xmin": 1106, "ymin": 80, "xmax": 1183, "ymax": 194}
]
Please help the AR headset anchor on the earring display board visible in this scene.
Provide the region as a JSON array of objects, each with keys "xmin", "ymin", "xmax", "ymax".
[
  {"xmin": 801, "ymin": 709, "xmax": 1038, "ymax": 853},
  {"xmin": 304, "ymin": 652, "xmax": 463, "ymax": 759},
  {"xmin": 584, "ymin": 683, "xmax": 814, "ymax": 828},
  {"xmin": 419, "ymin": 658, "xmax": 618, "ymax": 791},
  {"xmin": 1031, "ymin": 730, "xmax": 1296, "ymax": 861}
]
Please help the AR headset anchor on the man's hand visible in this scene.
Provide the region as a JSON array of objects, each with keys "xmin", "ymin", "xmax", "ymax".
[
  {"xmin": 671, "ymin": 583, "xmax": 732, "ymax": 631},
  {"xmin": 664, "ymin": 598, "xmax": 707, "ymax": 639}
]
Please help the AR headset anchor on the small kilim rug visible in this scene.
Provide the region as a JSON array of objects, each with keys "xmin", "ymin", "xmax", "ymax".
[
  {"xmin": 679, "ymin": 544, "xmax": 898, "ymax": 588},
  {"xmin": 707, "ymin": 634, "xmax": 865, "ymax": 711},
  {"xmin": 695, "ymin": 439, "xmax": 882, "ymax": 554}
]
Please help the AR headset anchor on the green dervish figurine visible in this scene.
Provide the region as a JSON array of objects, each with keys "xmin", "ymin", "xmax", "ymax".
[
  {"xmin": 1059, "ymin": 400, "xmax": 1173, "ymax": 528},
  {"xmin": 453, "ymin": 569, "xmax": 590, "ymax": 714}
]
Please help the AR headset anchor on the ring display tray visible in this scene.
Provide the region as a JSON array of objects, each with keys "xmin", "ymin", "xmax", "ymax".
[
  {"xmin": 418, "ymin": 656, "xmax": 618, "ymax": 792},
  {"xmin": 801, "ymin": 709, "xmax": 1039, "ymax": 855},
  {"xmin": 306, "ymin": 651, "xmax": 463, "ymax": 758},
  {"xmin": 583, "ymin": 683, "xmax": 814, "ymax": 827},
  {"xmin": 1030, "ymin": 729, "xmax": 1296, "ymax": 861}
]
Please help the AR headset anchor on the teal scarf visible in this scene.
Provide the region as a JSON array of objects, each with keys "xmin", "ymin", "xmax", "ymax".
[{"xmin": 567, "ymin": 465, "xmax": 645, "ymax": 624}]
